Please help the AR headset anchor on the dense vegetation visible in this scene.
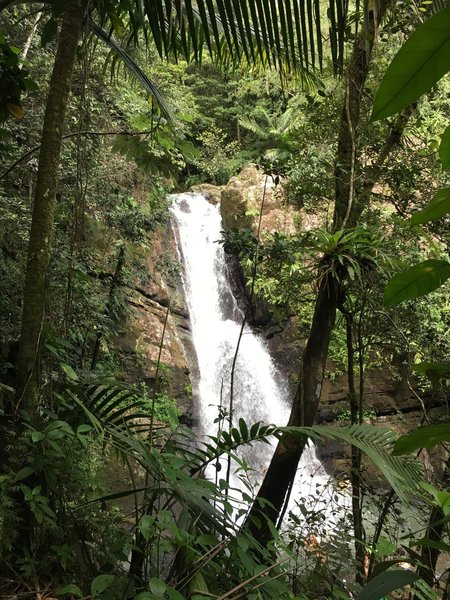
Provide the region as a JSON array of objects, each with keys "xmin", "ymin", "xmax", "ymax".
[{"xmin": 0, "ymin": 1, "xmax": 449, "ymax": 599}]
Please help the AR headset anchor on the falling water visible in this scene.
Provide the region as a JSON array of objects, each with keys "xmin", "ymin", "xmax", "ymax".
[{"xmin": 170, "ymin": 193, "xmax": 349, "ymax": 524}]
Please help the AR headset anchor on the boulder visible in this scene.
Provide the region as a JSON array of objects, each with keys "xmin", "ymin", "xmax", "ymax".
[
  {"xmin": 189, "ymin": 183, "xmax": 223, "ymax": 205},
  {"xmin": 220, "ymin": 164, "xmax": 297, "ymax": 237}
]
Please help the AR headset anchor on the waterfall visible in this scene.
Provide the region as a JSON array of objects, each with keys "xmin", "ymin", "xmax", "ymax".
[{"xmin": 170, "ymin": 192, "xmax": 349, "ymax": 526}]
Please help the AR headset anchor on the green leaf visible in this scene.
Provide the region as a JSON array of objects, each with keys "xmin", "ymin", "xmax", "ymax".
[
  {"xmin": 133, "ymin": 594, "xmax": 153, "ymax": 600},
  {"xmin": 0, "ymin": 382, "xmax": 14, "ymax": 394},
  {"xmin": 148, "ymin": 578, "xmax": 167, "ymax": 598},
  {"xmin": 139, "ymin": 515, "xmax": 154, "ymax": 541},
  {"xmin": 413, "ymin": 537, "xmax": 450, "ymax": 553},
  {"xmin": 374, "ymin": 536, "xmax": 397, "ymax": 557},
  {"xmin": 23, "ymin": 77, "xmax": 39, "ymax": 92},
  {"xmin": 439, "ymin": 124, "xmax": 450, "ymax": 170},
  {"xmin": 436, "ymin": 491, "xmax": 450, "ymax": 516},
  {"xmin": 358, "ymin": 570, "xmax": 420, "ymax": 600},
  {"xmin": 77, "ymin": 424, "xmax": 93, "ymax": 434},
  {"xmin": 384, "ymin": 260, "xmax": 450, "ymax": 305},
  {"xmin": 189, "ymin": 571, "xmax": 209, "ymax": 595},
  {"xmin": 239, "ymin": 417, "xmax": 249, "ymax": 440},
  {"xmin": 31, "ymin": 431, "xmax": 45, "ymax": 443},
  {"xmin": 60, "ymin": 362, "xmax": 79, "ymax": 381},
  {"xmin": 411, "ymin": 187, "xmax": 450, "ymax": 225},
  {"xmin": 371, "ymin": 5, "xmax": 450, "ymax": 121},
  {"xmin": 371, "ymin": 560, "xmax": 411, "ymax": 579},
  {"xmin": 412, "ymin": 362, "xmax": 450, "ymax": 380},
  {"xmin": 166, "ymin": 589, "xmax": 184, "ymax": 600},
  {"xmin": 56, "ymin": 584, "xmax": 83, "ymax": 598},
  {"xmin": 393, "ymin": 424, "xmax": 450, "ymax": 455},
  {"xmin": 90, "ymin": 22, "xmax": 173, "ymax": 121},
  {"xmin": 196, "ymin": 533, "xmax": 219, "ymax": 546},
  {"xmin": 91, "ymin": 574, "xmax": 115, "ymax": 598},
  {"xmin": 420, "ymin": 482, "xmax": 450, "ymax": 515},
  {"xmin": 14, "ymin": 466, "xmax": 35, "ymax": 481},
  {"xmin": 286, "ymin": 424, "xmax": 422, "ymax": 503}
]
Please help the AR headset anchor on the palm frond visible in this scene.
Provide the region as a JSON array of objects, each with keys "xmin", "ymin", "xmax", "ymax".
[
  {"xmin": 66, "ymin": 384, "xmax": 166, "ymax": 437},
  {"xmin": 180, "ymin": 420, "xmax": 422, "ymax": 505},
  {"xmin": 90, "ymin": 21, "xmax": 173, "ymax": 120},
  {"xmin": 238, "ymin": 115, "xmax": 270, "ymax": 138},
  {"xmin": 285, "ymin": 424, "xmax": 423, "ymax": 503},
  {"xmin": 125, "ymin": 0, "xmax": 349, "ymax": 76}
]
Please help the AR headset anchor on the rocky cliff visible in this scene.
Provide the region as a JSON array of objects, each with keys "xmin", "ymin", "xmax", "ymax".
[{"xmin": 115, "ymin": 221, "xmax": 196, "ymax": 423}]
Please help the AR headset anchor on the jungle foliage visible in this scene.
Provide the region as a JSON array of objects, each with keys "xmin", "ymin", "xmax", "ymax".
[{"xmin": 0, "ymin": 0, "xmax": 449, "ymax": 599}]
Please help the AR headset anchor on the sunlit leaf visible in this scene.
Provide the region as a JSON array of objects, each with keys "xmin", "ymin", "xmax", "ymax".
[
  {"xmin": 374, "ymin": 536, "xmax": 397, "ymax": 557},
  {"xmin": 358, "ymin": 570, "xmax": 420, "ymax": 600},
  {"xmin": 60, "ymin": 362, "xmax": 79, "ymax": 381},
  {"xmin": 371, "ymin": 5, "xmax": 450, "ymax": 121},
  {"xmin": 393, "ymin": 424, "xmax": 450, "ymax": 455},
  {"xmin": 384, "ymin": 260, "xmax": 450, "ymax": 305},
  {"xmin": 411, "ymin": 187, "xmax": 450, "ymax": 225}
]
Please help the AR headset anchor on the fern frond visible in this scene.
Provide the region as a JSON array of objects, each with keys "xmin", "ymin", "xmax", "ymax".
[
  {"xmin": 285, "ymin": 424, "xmax": 423, "ymax": 503},
  {"xmin": 238, "ymin": 115, "xmax": 270, "ymax": 139}
]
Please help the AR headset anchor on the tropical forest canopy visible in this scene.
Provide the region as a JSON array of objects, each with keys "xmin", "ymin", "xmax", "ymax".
[{"xmin": 0, "ymin": 1, "xmax": 449, "ymax": 599}]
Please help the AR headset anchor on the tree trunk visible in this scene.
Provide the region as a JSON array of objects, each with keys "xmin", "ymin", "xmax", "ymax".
[
  {"xmin": 247, "ymin": 270, "xmax": 338, "ymax": 541},
  {"xmin": 333, "ymin": 2, "xmax": 388, "ymax": 230},
  {"xmin": 415, "ymin": 460, "xmax": 449, "ymax": 592},
  {"xmin": 245, "ymin": 1, "xmax": 388, "ymax": 546},
  {"xmin": 20, "ymin": 11, "xmax": 42, "ymax": 65},
  {"xmin": 343, "ymin": 310, "xmax": 365, "ymax": 583},
  {"xmin": 14, "ymin": 0, "xmax": 88, "ymax": 416}
]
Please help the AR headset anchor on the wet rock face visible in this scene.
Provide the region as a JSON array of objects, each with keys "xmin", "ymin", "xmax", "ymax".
[{"xmin": 115, "ymin": 222, "xmax": 196, "ymax": 424}]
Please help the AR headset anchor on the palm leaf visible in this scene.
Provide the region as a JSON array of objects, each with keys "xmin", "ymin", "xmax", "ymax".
[
  {"xmin": 182, "ymin": 421, "xmax": 421, "ymax": 505},
  {"xmin": 131, "ymin": 0, "xmax": 350, "ymax": 75},
  {"xmin": 284, "ymin": 424, "xmax": 423, "ymax": 503},
  {"xmin": 90, "ymin": 21, "xmax": 173, "ymax": 120},
  {"xmin": 239, "ymin": 115, "xmax": 270, "ymax": 138}
]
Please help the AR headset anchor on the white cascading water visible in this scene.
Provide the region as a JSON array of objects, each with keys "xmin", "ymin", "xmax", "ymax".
[{"xmin": 170, "ymin": 193, "xmax": 348, "ymax": 525}]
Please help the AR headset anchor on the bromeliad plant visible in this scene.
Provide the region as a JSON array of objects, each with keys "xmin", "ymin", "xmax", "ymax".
[{"xmin": 231, "ymin": 225, "xmax": 394, "ymax": 315}]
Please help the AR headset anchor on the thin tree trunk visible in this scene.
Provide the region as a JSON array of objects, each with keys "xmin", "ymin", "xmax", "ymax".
[
  {"xmin": 20, "ymin": 10, "xmax": 42, "ymax": 64},
  {"xmin": 343, "ymin": 310, "xmax": 365, "ymax": 584},
  {"xmin": 15, "ymin": 0, "xmax": 88, "ymax": 416},
  {"xmin": 333, "ymin": 1, "xmax": 388, "ymax": 230}
]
